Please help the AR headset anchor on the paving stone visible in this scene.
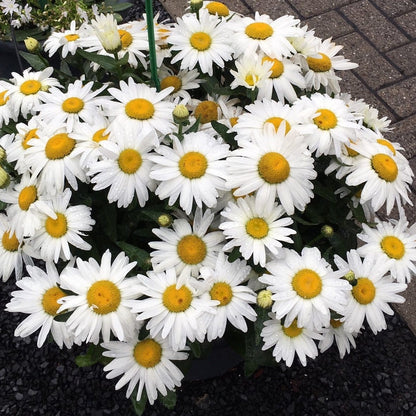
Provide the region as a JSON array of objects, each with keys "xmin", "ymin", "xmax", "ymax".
[
  {"xmin": 337, "ymin": 33, "xmax": 403, "ymax": 89},
  {"xmin": 394, "ymin": 10, "xmax": 416, "ymax": 39},
  {"xmin": 370, "ymin": 0, "xmax": 416, "ymax": 17},
  {"xmin": 384, "ymin": 115, "xmax": 416, "ymax": 159},
  {"xmin": 386, "ymin": 42, "xmax": 416, "ymax": 76},
  {"xmin": 246, "ymin": 0, "xmax": 299, "ymax": 18},
  {"xmin": 286, "ymin": 0, "xmax": 352, "ymax": 18},
  {"xmin": 304, "ymin": 10, "xmax": 353, "ymax": 39},
  {"xmin": 395, "ymin": 277, "xmax": 416, "ymax": 336},
  {"xmin": 341, "ymin": 0, "xmax": 408, "ymax": 52},
  {"xmin": 378, "ymin": 76, "xmax": 416, "ymax": 118}
]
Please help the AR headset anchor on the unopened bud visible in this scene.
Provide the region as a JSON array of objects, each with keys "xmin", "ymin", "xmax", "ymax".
[
  {"xmin": 157, "ymin": 213, "xmax": 173, "ymax": 227},
  {"xmin": 257, "ymin": 289, "xmax": 273, "ymax": 309},
  {"xmin": 343, "ymin": 270, "xmax": 357, "ymax": 286},
  {"xmin": 0, "ymin": 167, "xmax": 10, "ymax": 189},
  {"xmin": 321, "ymin": 224, "xmax": 334, "ymax": 238},
  {"xmin": 0, "ymin": 146, "xmax": 6, "ymax": 163},
  {"xmin": 173, "ymin": 104, "xmax": 189, "ymax": 123},
  {"xmin": 190, "ymin": 0, "xmax": 203, "ymax": 13},
  {"xmin": 24, "ymin": 37, "xmax": 40, "ymax": 53}
]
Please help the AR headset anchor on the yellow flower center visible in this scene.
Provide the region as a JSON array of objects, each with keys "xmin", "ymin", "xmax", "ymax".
[
  {"xmin": 125, "ymin": 98, "xmax": 155, "ymax": 120},
  {"xmin": 245, "ymin": 22, "xmax": 274, "ymax": 40},
  {"xmin": 45, "ymin": 212, "xmax": 68, "ymax": 238},
  {"xmin": 2, "ymin": 230, "xmax": 19, "ymax": 251},
  {"xmin": 160, "ymin": 75, "xmax": 182, "ymax": 93},
  {"xmin": 87, "ymin": 280, "xmax": 121, "ymax": 314},
  {"xmin": 118, "ymin": 29, "xmax": 133, "ymax": 48},
  {"xmin": 292, "ymin": 268, "xmax": 322, "ymax": 299},
  {"xmin": 210, "ymin": 282, "xmax": 233, "ymax": 306},
  {"xmin": 45, "ymin": 133, "xmax": 76, "ymax": 160},
  {"xmin": 133, "ymin": 339, "xmax": 162, "ymax": 368},
  {"xmin": 177, "ymin": 234, "xmax": 207, "ymax": 265},
  {"xmin": 371, "ymin": 153, "xmax": 398, "ymax": 182},
  {"xmin": 265, "ymin": 117, "xmax": 291, "ymax": 134},
  {"xmin": 206, "ymin": 1, "xmax": 229, "ymax": 16},
  {"xmin": 352, "ymin": 277, "xmax": 375, "ymax": 305},
  {"xmin": 245, "ymin": 73, "xmax": 259, "ymax": 87},
  {"xmin": 0, "ymin": 90, "xmax": 9, "ymax": 106},
  {"xmin": 377, "ymin": 138, "xmax": 396, "ymax": 155},
  {"xmin": 20, "ymin": 80, "xmax": 42, "ymax": 95},
  {"xmin": 262, "ymin": 56, "xmax": 284, "ymax": 78},
  {"xmin": 18, "ymin": 185, "xmax": 38, "ymax": 211},
  {"xmin": 313, "ymin": 109, "xmax": 338, "ymax": 130},
  {"xmin": 92, "ymin": 128, "xmax": 110, "ymax": 143},
  {"xmin": 380, "ymin": 236, "xmax": 405, "ymax": 260},
  {"xmin": 258, "ymin": 152, "xmax": 290, "ymax": 184},
  {"xmin": 245, "ymin": 217, "xmax": 269, "ymax": 239},
  {"xmin": 162, "ymin": 284, "xmax": 193, "ymax": 312},
  {"xmin": 330, "ymin": 319, "xmax": 343, "ymax": 328},
  {"xmin": 282, "ymin": 319, "xmax": 303, "ymax": 338},
  {"xmin": 42, "ymin": 286, "xmax": 66, "ymax": 316},
  {"xmin": 65, "ymin": 33, "xmax": 79, "ymax": 42},
  {"xmin": 179, "ymin": 151, "xmax": 208, "ymax": 179},
  {"xmin": 22, "ymin": 128, "xmax": 39, "ymax": 150},
  {"xmin": 190, "ymin": 31, "xmax": 212, "ymax": 51},
  {"xmin": 194, "ymin": 100, "xmax": 219, "ymax": 124},
  {"xmin": 62, "ymin": 97, "xmax": 84, "ymax": 113},
  {"xmin": 118, "ymin": 148, "xmax": 142, "ymax": 174},
  {"xmin": 230, "ymin": 117, "xmax": 238, "ymax": 127},
  {"xmin": 307, "ymin": 53, "xmax": 332, "ymax": 72}
]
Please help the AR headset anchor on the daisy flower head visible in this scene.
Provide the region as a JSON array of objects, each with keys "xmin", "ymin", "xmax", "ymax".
[
  {"xmin": 8, "ymin": 67, "xmax": 61, "ymax": 118},
  {"xmin": 90, "ymin": 13, "xmax": 121, "ymax": 53},
  {"xmin": 58, "ymin": 249, "xmax": 141, "ymax": 344},
  {"xmin": 168, "ymin": 8, "xmax": 234, "ymax": 76},
  {"xmin": 259, "ymin": 247, "xmax": 351, "ymax": 330},
  {"xmin": 261, "ymin": 312, "xmax": 322, "ymax": 367},
  {"xmin": 318, "ymin": 318, "xmax": 359, "ymax": 359},
  {"xmin": 302, "ymin": 38, "xmax": 358, "ymax": 95},
  {"xmin": 357, "ymin": 217, "xmax": 416, "ymax": 283},
  {"xmin": 227, "ymin": 124, "xmax": 317, "ymax": 215},
  {"xmin": 202, "ymin": 1, "xmax": 231, "ymax": 18},
  {"xmin": 88, "ymin": 126, "xmax": 157, "ymax": 208},
  {"xmin": 295, "ymin": 93, "xmax": 360, "ymax": 157},
  {"xmin": 256, "ymin": 55, "xmax": 306, "ymax": 103},
  {"xmin": 230, "ymin": 12, "xmax": 303, "ymax": 59},
  {"xmin": 149, "ymin": 208, "xmax": 225, "ymax": 284},
  {"xmin": 30, "ymin": 188, "xmax": 95, "ymax": 263},
  {"xmin": 37, "ymin": 80, "xmax": 108, "ymax": 132},
  {"xmin": 0, "ymin": 80, "xmax": 18, "ymax": 125},
  {"xmin": 150, "ymin": 132, "xmax": 230, "ymax": 215},
  {"xmin": 334, "ymin": 250, "xmax": 407, "ymax": 335},
  {"xmin": 5, "ymin": 262, "xmax": 75, "ymax": 348},
  {"xmin": 345, "ymin": 139, "xmax": 414, "ymax": 214},
  {"xmin": 102, "ymin": 333, "xmax": 188, "ymax": 405},
  {"xmin": 130, "ymin": 268, "xmax": 218, "ymax": 351},
  {"xmin": 219, "ymin": 196, "xmax": 295, "ymax": 267},
  {"xmin": 105, "ymin": 78, "xmax": 175, "ymax": 137},
  {"xmin": 198, "ymin": 252, "xmax": 257, "ymax": 341}
]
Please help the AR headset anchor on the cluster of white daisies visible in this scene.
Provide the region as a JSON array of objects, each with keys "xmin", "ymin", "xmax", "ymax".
[{"xmin": 1, "ymin": 0, "xmax": 415, "ymax": 406}]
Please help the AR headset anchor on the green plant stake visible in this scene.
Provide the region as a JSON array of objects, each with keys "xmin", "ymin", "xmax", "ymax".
[{"xmin": 145, "ymin": 0, "xmax": 160, "ymax": 91}]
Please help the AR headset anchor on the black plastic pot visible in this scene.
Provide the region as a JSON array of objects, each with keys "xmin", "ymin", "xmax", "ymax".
[{"xmin": 0, "ymin": 39, "xmax": 27, "ymax": 79}]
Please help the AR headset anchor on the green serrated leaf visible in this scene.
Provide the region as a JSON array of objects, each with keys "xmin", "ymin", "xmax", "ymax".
[
  {"xmin": 110, "ymin": 2, "xmax": 133, "ymax": 12},
  {"xmin": 159, "ymin": 390, "xmax": 177, "ymax": 410},
  {"xmin": 19, "ymin": 51, "xmax": 47, "ymax": 71},
  {"xmin": 76, "ymin": 48, "xmax": 118, "ymax": 72},
  {"xmin": 184, "ymin": 117, "xmax": 200, "ymax": 134},
  {"xmin": 211, "ymin": 120, "xmax": 238, "ymax": 148},
  {"xmin": 227, "ymin": 247, "xmax": 241, "ymax": 262}
]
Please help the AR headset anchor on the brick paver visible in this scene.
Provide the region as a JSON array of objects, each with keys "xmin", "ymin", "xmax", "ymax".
[{"xmin": 163, "ymin": 0, "xmax": 416, "ymax": 333}]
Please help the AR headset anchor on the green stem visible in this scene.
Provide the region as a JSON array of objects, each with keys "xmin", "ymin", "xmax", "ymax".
[{"xmin": 145, "ymin": 0, "xmax": 160, "ymax": 91}]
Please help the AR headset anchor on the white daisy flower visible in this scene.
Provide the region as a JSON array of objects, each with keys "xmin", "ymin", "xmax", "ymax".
[
  {"xmin": 227, "ymin": 124, "xmax": 317, "ymax": 215},
  {"xmin": 149, "ymin": 208, "xmax": 224, "ymax": 284},
  {"xmin": 230, "ymin": 12, "xmax": 303, "ymax": 59},
  {"xmin": 105, "ymin": 78, "xmax": 175, "ymax": 136},
  {"xmin": 102, "ymin": 333, "xmax": 188, "ymax": 405},
  {"xmin": 89, "ymin": 13, "xmax": 121, "ymax": 53},
  {"xmin": 260, "ymin": 247, "xmax": 351, "ymax": 330},
  {"xmin": 345, "ymin": 140, "xmax": 414, "ymax": 214},
  {"xmin": 88, "ymin": 127, "xmax": 157, "ymax": 208},
  {"xmin": 219, "ymin": 196, "xmax": 295, "ymax": 267},
  {"xmin": 168, "ymin": 8, "xmax": 234, "ymax": 76},
  {"xmin": 129, "ymin": 268, "xmax": 218, "ymax": 351},
  {"xmin": 334, "ymin": 250, "xmax": 407, "ymax": 335},
  {"xmin": 8, "ymin": 67, "xmax": 61, "ymax": 118},
  {"xmin": 318, "ymin": 319, "xmax": 359, "ymax": 359},
  {"xmin": 29, "ymin": 188, "xmax": 95, "ymax": 263},
  {"xmin": 5, "ymin": 263, "xmax": 75, "ymax": 348},
  {"xmin": 0, "ymin": 80, "xmax": 18, "ymax": 125},
  {"xmin": 198, "ymin": 252, "xmax": 257, "ymax": 341},
  {"xmin": 357, "ymin": 217, "xmax": 416, "ymax": 284},
  {"xmin": 0, "ymin": 0, "xmax": 19, "ymax": 16},
  {"xmin": 58, "ymin": 249, "xmax": 141, "ymax": 344},
  {"xmin": 37, "ymin": 80, "xmax": 107, "ymax": 132},
  {"xmin": 261, "ymin": 313, "xmax": 322, "ymax": 367}
]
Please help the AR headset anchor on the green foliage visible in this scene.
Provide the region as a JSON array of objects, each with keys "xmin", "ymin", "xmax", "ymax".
[
  {"xmin": 131, "ymin": 390, "xmax": 147, "ymax": 416},
  {"xmin": 159, "ymin": 390, "xmax": 177, "ymax": 410},
  {"xmin": 75, "ymin": 344, "xmax": 109, "ymax": 367}
]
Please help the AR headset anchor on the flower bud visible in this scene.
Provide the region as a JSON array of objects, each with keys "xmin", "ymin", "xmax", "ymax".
[
  {"xmin": 257, "ymin": 289, "xmax": 273, "ymax": 309},
  {"xmin": 92, "ymin": 14, "xmax": 122, "ymax": 54},
  {"xmin": 190, "ymin": 0, "xmax": 203, "ymax": 13},
  {"xmin": 0, "ymin": 167, "xmax": 10, "ymax": 189},
  {"xmin": 343, "ymin": 270, "xmax": 357, "ymax": 286},
  {"xmin": 173, "ymin": 104, "xmax": 190, "ymax": 124},
  {"xmin": 157, "ymin": 213, "xmax": 173, "ymax": 227},
  {"xmin": 0, "ymin": 146, "xmax": 6, "ymax": 163},
  {"xmin": 24, "ymin": 37, "xmax": 40, "ymax": 53},
  {"xmin": 321, "ymin": 224, "xmax": 334, "ymax": 238}
]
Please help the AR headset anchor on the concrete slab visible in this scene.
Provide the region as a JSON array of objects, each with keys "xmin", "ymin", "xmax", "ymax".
[
  {"xmin": 371, "ymin": 0, "xmax": 416, "ymax": 17},
  {"xmin": 394, "ymin": 10, "xmax": 416, "ymax": 39},
  {"xmin": 285, "ymin": 0, "xmax": 352, "ymax": 18},
  {"xmin": 386, "ymin": 42, "xmax": 416, "ymax": 77},
  {"xmin": 385, "ymin": 115, "xmax": 416, "ymax": 159},
  {"xmin": 304, "ymin": 10, "xmax": 353, "ymax": 40}
]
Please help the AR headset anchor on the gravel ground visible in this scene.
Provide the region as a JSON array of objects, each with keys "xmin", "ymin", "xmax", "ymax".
[{"xmin": 2, "ymin": 276, "xmax": 416, "ymax": 416}]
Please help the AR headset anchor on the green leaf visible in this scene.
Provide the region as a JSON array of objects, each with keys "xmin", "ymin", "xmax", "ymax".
[
  {"xmin": 116, "ymin": 241, "xmax": 150, "ymax": 269},
  {"xmin": 190, "ymin": 341, "xmax": 202, "ymax": 358},
  {"xmin": 100, "ymin": 203, "xmax": 118, "ymax": 241},
  {"xmin": 19, "ymin": 51, "xmax": 47, "ymax": 71},
  {"xmin": 349, "ymin": 202, "xmax": 367, "ymax": 224},
  {"xmin": 131, "ymin": 390, "xmax": 147, "ymax": 415},
  {"xmin": 227, "ymin": 247, "xmax": 241, "ymax": 262},
  {"xmin": 313, "ymin": 180, "xmax": 337, "ymax": 203},
  {"xmin": 110, "ymin": 2, "xmax": 133, "ymax": 12},
  {"xmin": 53, "ymin": 311, "xmax": 72, "ymax": 323},
  {"xmin": 184, "ymin": 117, "xmax": 200, "ymax": 134},
  {"xmin": 76, "ymin": 49, "xmax": 118, "ymax": 72},
  {"xmin": 159, "ymin": 390, "xmax": 177, "ymax": 410},
  {"xmin": 75, "ymin": 344, "xmax": 105, "ymax": 368},
  {"xmin": 211, "ymin": 120, "xmax": 238, "ymax": 148},
  {"xmin": 291, "ymin": 215, "xmax": 320, "ymax": 226}
]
